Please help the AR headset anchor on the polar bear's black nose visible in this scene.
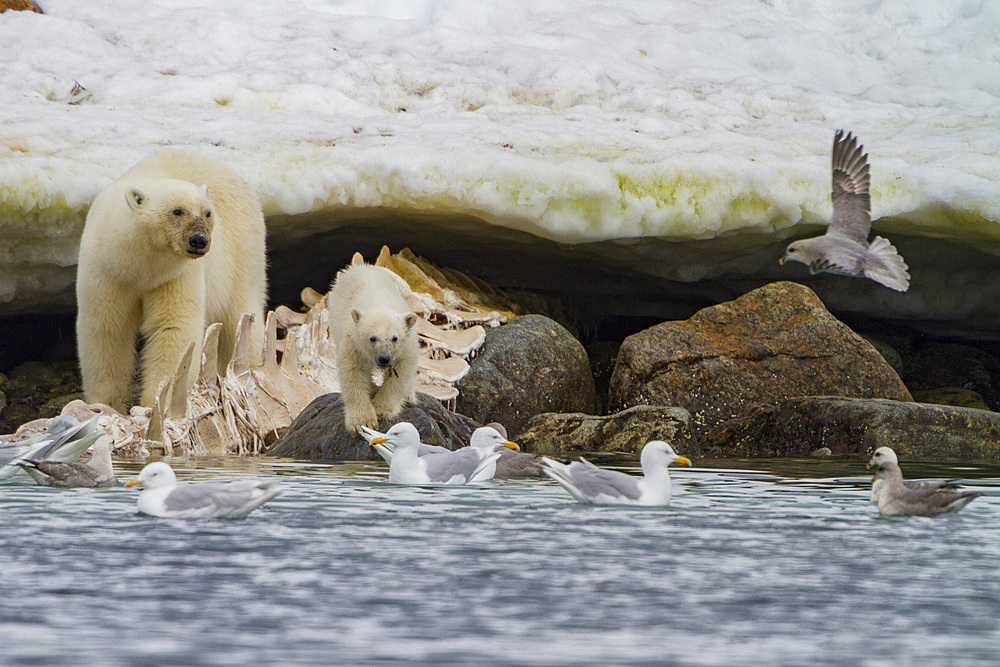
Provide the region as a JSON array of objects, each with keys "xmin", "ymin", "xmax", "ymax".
[
  {"xmin": 188, "ymin": 234, "xmax": 209, "ymax": 251},
  {"xmin": 377, "ymin": 355, "xmax": 391, "ymax": 366}
]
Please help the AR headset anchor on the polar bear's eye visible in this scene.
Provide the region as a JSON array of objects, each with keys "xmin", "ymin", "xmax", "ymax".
[
  {"xmin": 369, "ymin": 335, "xmax": 377, "ymax": 343},
  {"xmin": 173, "ymin": 208, "xmax": 184, "ymax": 216},
  {"xmin": 205, "ymin": 210, "xmax": 212, "ymax": 219},
  {"xmin": 391, "ymin": 336, "xmax": 398, "ymax": 343}
]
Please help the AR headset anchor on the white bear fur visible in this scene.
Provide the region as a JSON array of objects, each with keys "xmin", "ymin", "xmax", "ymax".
[
  {"xmin": 76, "ymin": 150, "xmax": 266, "ymax": 412},
  {"xmin": 327, "ymin": 264, "xmax": 419, "ymax": 434}
]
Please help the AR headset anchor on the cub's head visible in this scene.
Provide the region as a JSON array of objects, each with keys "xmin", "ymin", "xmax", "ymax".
[
  {"xmin": 126, "ymin": 179, "xmax": 214, "ymax": 258},
  {"xmin": 352, "ymin": 310, "xmax": 418, "ymax": 369}
]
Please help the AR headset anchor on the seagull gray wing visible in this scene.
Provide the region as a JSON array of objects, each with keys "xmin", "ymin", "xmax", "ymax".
[
  {"xmin": 495, "ymin": 449, "xmax": 546, "ymax": 479},
  {"xmin": 566, "ymin": 459, "xmax": 642, "ymax": 501},
  {"xmin": 421, "ymin": 449, "xmax": 483, "ymax": 483},
  {"xmin": 828, "ymin": 129, "xmax": 872, "ymax": 244},
  {"xmin": 885, "ymin": 485, "xmax": 981, "ymax": 516},
  {"xmin": 17, "ymin": 460, "xmax": 111, "ymax": 488},
  {"xmin": 421, "ymin": 449, "xmax": 478, "ymax": 483},
  {"xmin": 164, "ymin": 480, "xmax": 278, "ymax": 514}
]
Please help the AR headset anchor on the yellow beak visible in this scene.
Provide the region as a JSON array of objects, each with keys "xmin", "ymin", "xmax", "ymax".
[
  {"xmin": 370, "ymin": 436, "xmax": 388, "ymax": 446},
  {"xmin": 124, "ymin": 479, "xmax": 143, "ymax": 488},
  {"xmin": 504, "ymin": 440, "xmax": 520, "ymax": 451},
  {"xmin": 674, "ymin": 456, "xmax": 692, "ymax": 467}
]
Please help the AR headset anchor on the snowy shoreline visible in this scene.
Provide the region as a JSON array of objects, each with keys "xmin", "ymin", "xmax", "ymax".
[{"xmin": 2, "ymin": 0, "xmax": 999, "ymax": 314}]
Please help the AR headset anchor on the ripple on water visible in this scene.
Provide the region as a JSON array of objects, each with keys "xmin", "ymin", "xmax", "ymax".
[{"xmin": 1, "ymin": 457, "xmax": 999, "ymax": 665}]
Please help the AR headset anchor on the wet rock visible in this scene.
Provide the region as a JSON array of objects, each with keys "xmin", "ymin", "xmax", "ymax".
[
  {"xmin": 911, "ymin": 387, "xmax": 991, "ymax": 411},
  {"xmin": 266, "ymin": 392, "xmax": 480, "ymax": 460},
  {"xmin": 456, "ymin": 314, "xmax": 597, "ymax": 436},
  {"xmin": 515, "ymin": 405, "xmax": 691, "ymax": 456},
  {"xmin": 608, "ymin": 282, "xmax": 912, "ymax": 440},
  {"xmin": 585, "ymin": 339, "xmax": 621, "ymax": 414},
  {"xmin": 902, "ymin": 342, "xmax": 1000, "ymax": 411},
  {"xmin": 701, "ymin": 396, "xmax": 1000, "ymax": 460}
]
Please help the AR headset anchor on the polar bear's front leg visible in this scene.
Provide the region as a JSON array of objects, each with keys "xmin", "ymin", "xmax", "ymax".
[
  {"xmin": 372, "ymin": 353, "xmax": 418, "ymax": 420},
  {"xmin": 77, "ymin": 282, "xmax": 141, "ymax": 413},
  {"xmin": 336, "ymin": 346, "xmax": 379, "ymax": 435},
  {"xmin": 138, "ymin": 279, "xmax": 204, "ymax": 407}
]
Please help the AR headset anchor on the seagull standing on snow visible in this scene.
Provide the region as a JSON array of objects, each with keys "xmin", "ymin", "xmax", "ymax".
[
  {"xmin": 124, "ymin": 462, "xmax": 282, "ymax": 518},
  {"xmin": 369, "ymin": 422, "xmax": 519, "ymax": 485},
  {"xmin": 540, "ymin": 440, "xmax": 692, "ymax": 506},
  {"xmin": 867, "ymin": 446, "xmax": 980, "ymax": 517},
  {"xmin": 780, "ymin": 130, "xmax": 910, "ymax": 292}
]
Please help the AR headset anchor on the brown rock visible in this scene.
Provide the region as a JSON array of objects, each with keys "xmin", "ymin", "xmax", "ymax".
[
  {"xmin": 911, "ymin": 387, "xmax": 991, "ymax": 411},
  {"xmin": 0, "ymin": 1, "xmax": 42, "ymax": 13},
  {"xmin": 608, "ymin": 282, "xmax": 912, "ymax": 439},
  {"xmin": 516, "ymin": 405, "xmax": 691, "ymax": 456},
  {"xmin": 702, "ymin": 395, "xmax": 1000, "ymax": 460},
  {"xmin": 456, "ymin": 315, "xmax": 597, "ymax": 436},
  {"xmin": 266, "ymin": 392, "xmax": 480, "ymax": 460}
]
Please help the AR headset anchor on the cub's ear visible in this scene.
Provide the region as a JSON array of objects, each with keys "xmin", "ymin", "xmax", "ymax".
[
  {"xmin": 200, "ymin": 184, "xmax": 210, "ymax": 200},
  {"xmin": 126, "ymin": 187, "xmax": 147, "ymax": 210},
  {"xmin": 403, "ymin": 313, "xmax": 417, "ymax": 330},
  {"xmin": 351, "ymin": 309, "xmax": 361, "ymax": 324}
]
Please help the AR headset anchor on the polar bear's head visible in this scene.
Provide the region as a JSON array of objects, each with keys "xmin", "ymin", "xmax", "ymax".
[
  {"xmin": 352, "ymin": 309, "xmax": 418, "ymax": 370},
  {"xmin": 126, "ymin": 179, "xmax": 215, "ymax": 259}
]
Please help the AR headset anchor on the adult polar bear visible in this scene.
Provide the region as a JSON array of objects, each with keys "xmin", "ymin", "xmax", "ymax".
[
  {"xmin": 76, "ymin": 151, "xmax": 266, "ymax": 412},
  {"xmin": 327, "ymin": 264, "xmax": 419, "ymax": 434}
]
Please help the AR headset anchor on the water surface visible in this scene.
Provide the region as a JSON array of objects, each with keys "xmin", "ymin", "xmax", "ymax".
[{"xmin": 2, "ymin": 456, "xmax": 998, "ymax": 665}]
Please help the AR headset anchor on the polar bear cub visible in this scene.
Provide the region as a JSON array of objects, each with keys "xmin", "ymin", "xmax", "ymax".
[
  {"xmin": 327, "ymin": 264, "xmax": 419, "ymax": 434},
  {"xmin": 76, "ymin": 151, "xmax": 266, "ymax": 412}
]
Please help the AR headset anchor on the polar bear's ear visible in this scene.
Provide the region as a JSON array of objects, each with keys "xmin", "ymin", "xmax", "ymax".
[
  {"xmin": 403, "ymin": 313, "xmax": 417, "ymax": 330},
  {"xmin": 351, "ymin": 309, "xmax": 361, "ymax": 324},
  {"xmin": 200, "ymin": 184, "xmax": 210, "ymax": 200},
  {"xmin": 126, "ymin": 187, "xmax": 147, "ymax": 210}
]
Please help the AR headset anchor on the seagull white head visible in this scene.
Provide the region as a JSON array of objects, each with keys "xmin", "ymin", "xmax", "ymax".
[
  {"xmin": 470, "ymin": 426, "xmax": 519, "ymax": 452},
  {"xmin": 867, "ymin": 446, "xmax": 899, "ymax": 469},
  {"xmin": 780, "ymin": 238, "xmax": 825, "ymax": 269},
  {"xmin": 640, "ymin": 440, "xmax": 692, "ymax": 473},
  {"xmin": 124, "ymin": 461, "xmax": 176, "ymax": 489},
  {"xmin": 369, "ymin": 422, "xmax": 422, "ymax": 452}
]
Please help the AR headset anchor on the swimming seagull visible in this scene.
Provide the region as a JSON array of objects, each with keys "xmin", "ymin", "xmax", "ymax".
[
  {"xmin": 867, "ymin": 446, "xmax": 980, "ymax": 517},
  {"xmin": 363, "ymin": 422, "xmax": 541, "ymax": 480},
  {"xmin": 540, "ymin": 440, "xmax": 692, "ymax": 506},
  {"xmin": 360, "ymin": 424, "xmax": 448, "ymax": 464},
  {"xmin": 15, "ymin": 435, "xmax": 115, "ymax": 488},
  {"xmin": 369, "ymin": 421, "xmax": 519, "ymax": 485},
  {"xmin": 124, "ymin": 462, "xmax": 282, "ymax": 518},
  {"xmin": 0, "ymin": 415, "xmax": 102, "ymax": 481},
  {"xmin": 487, "ymin": 422, "xmax": 547, "ymax": 479},
  {"xmin": 780, "ymin": 130, "xmax": 910, "ymax": 292}
]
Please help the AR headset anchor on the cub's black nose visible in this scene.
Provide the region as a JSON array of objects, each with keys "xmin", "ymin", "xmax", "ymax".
[
  {"xmin": 188, "ymin": 234, "xmax": 209, "ymax": 251},
  {"xmin": 377, "ymin": 355, "xmax": 391, "ymax": 366}
]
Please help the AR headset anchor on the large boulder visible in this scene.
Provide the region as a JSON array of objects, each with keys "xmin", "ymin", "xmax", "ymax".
[
  {"xmin": 266, "ymin": 392, "xmax": 480, "ymax": 460},
  {"xmin": 608, "ymin": 282, "xmax": 912, "ymax": 439},
  {"xmin": 456, "ymin": 315, "xmax": 596, "ymax": 436},
  {"xmin": 702, "ymin": 396, "xmax": 1000, "ymax": 460},
  {"xmin": 516, "ymin": 405, "xmax": 691, "ymax": 456}
]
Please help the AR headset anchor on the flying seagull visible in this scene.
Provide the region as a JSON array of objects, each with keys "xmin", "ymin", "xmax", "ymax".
[
  {"xmin": 780, "ymin": 130, "xmax": 910, "ymax": 291},
  {"xmin": 867, "ymin": 447, "xmax": 979, "ymax": 517}
]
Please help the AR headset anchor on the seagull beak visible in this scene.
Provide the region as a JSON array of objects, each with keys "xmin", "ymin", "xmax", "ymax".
[
  {"xmin": 503, "ymin": 440, "xmax": 519, "ymax": 451},
  {"xmin": 778, "ymin": 254, "xmax": 787, "ymax": 265},
  {"xmin": 370, "ymin": 436, "xmax": 388, "ymax": 446},
  {"xmin": 124, "ymin": 479, "xmax": 143, "ymax": 488},
  {"xmin": 674, "ymin": 456, "xmax": 692, "ymax": 467},
  {"xmin": 866, "ymin": 461, "xmax": 873, "ymax": 469}
]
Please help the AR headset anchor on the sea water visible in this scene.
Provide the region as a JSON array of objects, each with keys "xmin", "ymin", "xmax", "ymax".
[{"xmin": 1, "ymin": 456, "xmax": 998, "ymax": 665}]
